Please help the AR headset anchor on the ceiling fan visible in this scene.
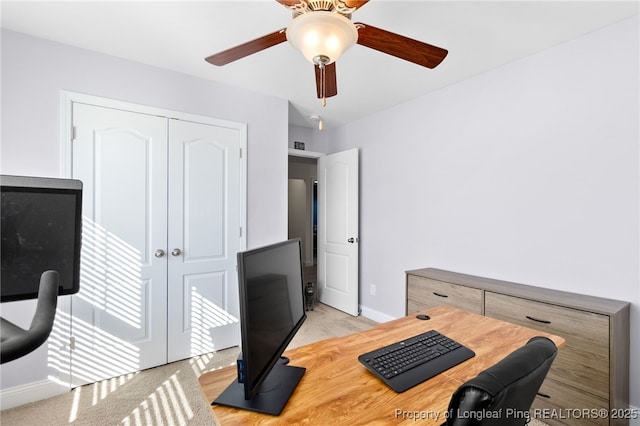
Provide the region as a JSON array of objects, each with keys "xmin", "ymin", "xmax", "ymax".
[{"xmin": 205, "ymin": 0, "xmax": 448, "ymax": 107}]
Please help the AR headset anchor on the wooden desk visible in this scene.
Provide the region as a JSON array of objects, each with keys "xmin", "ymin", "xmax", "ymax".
[{"xmin": 198, "ymin": 306, "xmax": 565, "ymax": 425}]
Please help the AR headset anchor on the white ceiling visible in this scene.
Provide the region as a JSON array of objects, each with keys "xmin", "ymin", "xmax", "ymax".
[{"xmin": 1, "ymin": 1, "xmax": 638, "ymax": 129}]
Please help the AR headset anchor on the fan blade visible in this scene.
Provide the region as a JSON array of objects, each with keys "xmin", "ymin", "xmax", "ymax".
[
  {"xmin": 275, "ymin": 0, "xmax": 369, "ymax": 10},
  {"xmin": 344, "ymin": 0, "xmax": 369, "ymax": 10},
  {"xmin": 275, "ymin": 0, "xmax": 302, "ymax": 6},
  {"xmin": 205, "ymin": 28, "xmax": 287, "ymax": 66},
  {"xmin": 315, "ymin": 62, "xmax": 338, "ymax": 99},
  {"xmin": 275, "ymin": 0, "xmax": 304, "ymax": 6},
  {"xmin": 355, "ymin": 23, "xmax": 448, "ymax": 69}
]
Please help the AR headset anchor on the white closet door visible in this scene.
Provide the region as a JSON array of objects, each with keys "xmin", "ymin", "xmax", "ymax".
[
  {"xmin": 71, "ymin": 103, "xmax": 168, "ymax": 385},
  {"xmin": 166, "ymin": 119, "xmax": 242, "ymax": 362}
]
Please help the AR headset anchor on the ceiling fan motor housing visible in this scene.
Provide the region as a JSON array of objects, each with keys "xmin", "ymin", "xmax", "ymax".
[
  {"xmin": 308, "ymin": 0, "xmax": 334, "ymax": 11},
  {"xmin": 287, "ymin": 0, "xmax": 359, "ymax": 16}
]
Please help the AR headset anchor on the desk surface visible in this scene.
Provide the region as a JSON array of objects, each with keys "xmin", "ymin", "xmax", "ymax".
[{"xmin": 198, "ymin": 306, "xmax": 565, "ymax": 425}]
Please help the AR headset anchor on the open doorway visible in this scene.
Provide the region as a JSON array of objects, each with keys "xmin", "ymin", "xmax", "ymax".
[
  {"xmin": 289, "ymin": 148, "xmax": 360, "ymax": 316},
  {"xmin": 288, "ymin": 153, "xmax": 319, "ymax": 303},
  {"xmin": 288, "ymin": 154, "xmax": 318, "ymax": 267}
]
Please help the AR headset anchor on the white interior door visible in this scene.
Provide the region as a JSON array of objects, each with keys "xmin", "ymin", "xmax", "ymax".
[
  {"xmin": 166, "ymin": 119, "xmax": 242, "ymax": 362},
  {"xmin": 67, "ymin": 96, "xmax": 246, "ymax": 384},
  {"xmin": 317, "ymin": 148, "xmax": 359, "ymax": 316},
  {"xmin": 71, "ymin": 103, "xmax": 168, "ymax": 385}
]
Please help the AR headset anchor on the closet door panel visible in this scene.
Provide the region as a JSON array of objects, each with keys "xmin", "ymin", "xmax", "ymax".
[
  {"xmin": 167, "ymin": 119, "xmax": 242, "ymax": 362},
  {"xmin": 71, "ymin": 103, "xmax": 168, "ymax": 386},
  {"xmin": 183, "ymin": 139, "xmax": 225, "ymax": 259}
]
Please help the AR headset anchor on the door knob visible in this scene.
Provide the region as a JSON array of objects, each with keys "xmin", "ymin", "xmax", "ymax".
[
  {"xmin": 154, "ymin": 249, "xmax": 165, "ymax": 258},
  {"xmin": 171, "ymin": 248, "xmax": 182, "ymax": 256},
  {"xmin": 348, "ymin": 237, "xmax": 358, "ymax": 243}
]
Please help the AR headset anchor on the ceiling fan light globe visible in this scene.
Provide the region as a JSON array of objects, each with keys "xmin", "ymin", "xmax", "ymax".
[{"xmin": 286, "ymin": 11, "xmax": 358, "ymax": 65}]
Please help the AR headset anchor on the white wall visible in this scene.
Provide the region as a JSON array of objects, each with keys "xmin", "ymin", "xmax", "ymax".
[
  {"xmin": 326, "ymin": 17, "xmax": 640, "ymax": 408},
  {"xmin": 288, "ymin": 124, "xmax": 326, "ymax": 153},
  {"xmin": 288, "ymin": 178, "xmax": 308, "ymax": 250},
  {"xmin": 0, "ymin": 30, "xmax": 289, "ymax": 397}
]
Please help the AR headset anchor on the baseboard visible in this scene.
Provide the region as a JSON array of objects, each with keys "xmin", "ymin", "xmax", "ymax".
[
  {"xmin": 359, "ymin": 305, "xmax": 397, "ymax": 323},
  {"xmin": 0, "ymin": 379, "xmax": 68, "ymax": 410}
]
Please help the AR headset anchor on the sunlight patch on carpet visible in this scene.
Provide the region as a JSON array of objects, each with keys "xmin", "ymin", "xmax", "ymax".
[{"xmin": 120, "ymin": 372, "xmax": 194, "ymax": 426}]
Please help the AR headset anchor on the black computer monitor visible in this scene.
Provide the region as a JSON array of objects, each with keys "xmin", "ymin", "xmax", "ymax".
[
  {"xmin": 1, "ymin": 175, "xmax": 83, "ymax": 303},
  {"xmin": 213, "ymin": 238, "xmax": 307, "ymax": 415}
]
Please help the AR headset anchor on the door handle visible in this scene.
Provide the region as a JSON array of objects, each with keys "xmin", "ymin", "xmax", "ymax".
[
  {"xmin": 347, "ymin": 237, "xmax": 358, "ymax": 243},
  {"xmin": 154, "ymin": 249, "xmax": 165, "ymax": 258},
  {"xmin": 171, "ymin": 248, "xmax": 182, "ymax": 256}
]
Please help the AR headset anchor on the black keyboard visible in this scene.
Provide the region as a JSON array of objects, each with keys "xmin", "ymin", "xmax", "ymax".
[{"xmin": 358, "ymin": 330, "xmax": 475, "ymax": 392}]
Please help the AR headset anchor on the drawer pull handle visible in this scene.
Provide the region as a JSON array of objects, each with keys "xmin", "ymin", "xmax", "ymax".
[
  {"xmin": 433, "ymin": 292, "xmax": 449, "ymax": 298},
  {"xmin": 536, "ymin": 392, "xmax": 551, "ymax": 399},
  {"xmin": 526, "ymin": 315, "xmax": 551, "ymax": 324}
]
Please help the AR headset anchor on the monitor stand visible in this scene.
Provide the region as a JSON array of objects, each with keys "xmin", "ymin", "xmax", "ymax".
[{"xmin": 212, "ymin": 363, "xmax": 306, "ymax": 416}]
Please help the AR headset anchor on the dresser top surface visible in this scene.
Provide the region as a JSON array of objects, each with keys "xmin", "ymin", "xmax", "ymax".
[{"xmin": 407, "ymin": 268, "xmax": 630, "ymax": 315}]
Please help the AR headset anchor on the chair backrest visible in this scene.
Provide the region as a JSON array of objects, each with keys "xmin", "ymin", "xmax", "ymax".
[
  {"xmin": 0, "ymin": 270, "xmax": 60, "ymax": 364},
  {"xmin": 444, "ymin": 336, "xmax": 557, "ymax": 426}
]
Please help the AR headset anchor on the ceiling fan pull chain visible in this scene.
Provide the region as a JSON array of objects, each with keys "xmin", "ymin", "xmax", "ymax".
[
  {"xmin": 321, "ymin": 63, "xmax": 327, "ymax": 107},
  {"xmin": 313, "ymin": 54, "xmax": 330, "ymax": 107}
]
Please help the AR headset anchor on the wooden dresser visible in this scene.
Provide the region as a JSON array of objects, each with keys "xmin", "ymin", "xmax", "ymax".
[{"xmin": 406, "ymin": 268, "xmax": 630, "ymax": 426}]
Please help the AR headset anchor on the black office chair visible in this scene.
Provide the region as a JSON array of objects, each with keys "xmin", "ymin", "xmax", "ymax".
[
  {"xmin": 1, "ymin": 270, "xmax": 60, "ymax": 364},
  {"xmin": 443, "ymin": 336, "xmax": 557, "ymax": 426}
]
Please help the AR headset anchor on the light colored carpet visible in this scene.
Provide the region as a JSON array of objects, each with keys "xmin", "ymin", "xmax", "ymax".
[{"xmin": 0, "ymin": 303, "xmax": 376, "ymax": 425}]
